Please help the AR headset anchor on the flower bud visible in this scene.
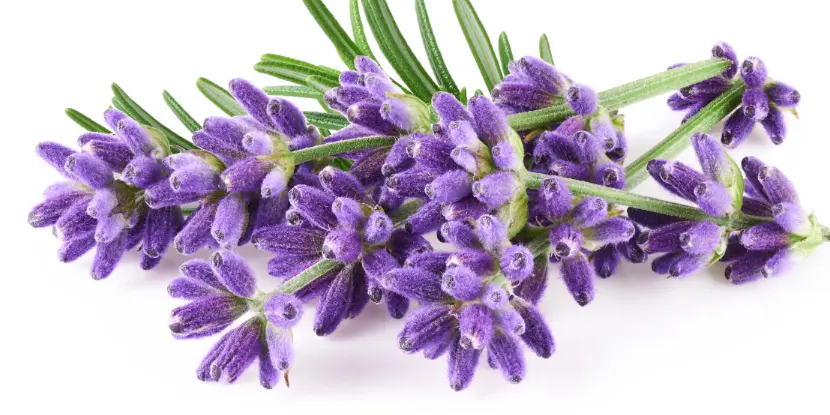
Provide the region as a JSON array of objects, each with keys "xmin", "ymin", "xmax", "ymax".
[
  {"xmin": 210, "ymin": 250, "xmax": 256, "ymax": 298},
  {"xmin": 721, "ymin": 110, "xmax": 755, "ymax": 148},
  {"xmin": 438, "ymin": 221, "xmax": 479, "ymax": 249},
  {"xmin": 679, "ymin": 221, "xmax": 722, "ymax": 254},
  {"xmin": 441, "ymin": 265, "xmax": 481, "ymax": 301},
  {"xmin": 459, "ymin": 304, "xmax": 495, "ymax": 350},
  {"xmin": 742, "ymin": 88, "xmax": 770, "ymax": 120},
  {"xmin": 740, "ymin": 57, "xmax": 768, "ymax": 88},
  {"xmin": 500, "ymin": 245, "xmax": 534, "ymax": 282},
  {"xmin": 694, "ymin": 180, "xmax": 732, "ymax": 217},
  {"xmin": 264, "ymin": 293, "xmax": 304, "ymax": 328},
  {"xmin": 712, "ymin": 41, "xmax": 739, "ymax": 78},
  {"xmin": 314, "ymin": 264, "xmax": 356, "ymax": 336},
  {"xmin": 566, "ymin": 84, "xmax": 598, "ymax": 116},
  {"xmin": 322, "ymin": 229, "xmax": 362, "ymax": 262},
  {"xmin": 383, "ymin": 267, "xmax": 449, "ymax": 303}
]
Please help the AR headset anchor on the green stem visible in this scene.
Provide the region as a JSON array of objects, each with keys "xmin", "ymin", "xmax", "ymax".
[
  {"xmin": 522, "ymin": 171, "xmax": 763, "ymax": 229},
  {"xmin": 276, "ymin": 260, "xmax": 342, "ymax": 294},
  {"xmin": 822, "ymin": 225, "xmax": 830, "ymax": 242},
  {"xmin": 506, "ymin": 58, "xmax": 730, "ymax": 131},
  {"xmin": 624, "ymin": 80, "xmax": 747, "ymax": 189},
  {"xmin": 291, "ymin": 136, "xmax": 395, "ymax": 164}
]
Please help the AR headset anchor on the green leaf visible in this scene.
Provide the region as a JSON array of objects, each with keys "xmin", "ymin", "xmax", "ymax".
[
  {"xmin": 305, "ymin": 75, "xmax": 340, "ymax": 93},
  {"xmin": 725, "ymin": 151, "xmax": 745, "ymax": 213},
  {"xmin": 291, "ymin": 135, "xmax": 395, "ymax": 163},
  {"xmin": 497, "ymin": 31, "xmax": 514, "ymax": 75},
  {"xmin": 111, "ymin": 83, "xmax": 195, "ymax": 151},
  {"xmin": 624, "ymin": 80, "xmax": 746, "ymax": 189},
  {"xmin": 350, "ymin": 0, "xmax": 376, "ymax": 60},
  {"xmin": 459, "ymin": 87, "xmax": 468, "ymax": 105},
  {"xmin": 255, "ymin": 54, "xmax": 341, "ymax": 86},
  {"xmin": 330, "ymin": 157, "xmax": 354, "ymax": 171},
  {"xmin": 539, "ymin": 34, "xmax": 554, "ymax": 65},
  {"xmin": 415, "ymin": 0, "xmax": 461, "ymax": 99},
  {"xmin": 361, "ymin": 0, "xmax": 439, "ymax": 102},
  {"xmin": 263, "ymin": 85, "xmax": 324, "ymax": 100},
  {"xmin": 389, "ymin": 199, "xmax": 424, "ymax": 227},
  {"xmin": 303, "ymin": 111, "xmax": 350, "ymax": 131},
  {"xmin": 303, "ymin": 0, "xmax": 364, "ymax": 69},
  {"xmin": 497, "ymin": 180, "xmax": 529, "ymax": 238},
  {"xmin": 453, "ymin": 0, "xmax": 502, "ymax": 91},
  {"xmin": 196, "ymin": 78, "xmax": 245, "ymax": 116},
  {"xmin": 111, "ymin": 95, "xmax": 144, "ymax": 123},
  {"xmin": 162, "ymin": 91, "xmax": 201, "ymax": 133},
  {"xmin": 65, "ymin": 108, "xmax": 111, "ymax": 133}
]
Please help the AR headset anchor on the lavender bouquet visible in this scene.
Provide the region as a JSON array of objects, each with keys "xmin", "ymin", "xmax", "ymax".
[{"xmin": 29, "ymin": 0, "xmax": 824, "ymax": 391}]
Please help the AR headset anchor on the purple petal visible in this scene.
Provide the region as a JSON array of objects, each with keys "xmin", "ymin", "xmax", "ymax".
[
  {"xmin": 441, "ymin": 265, "xmax": 481, "ymax": 301},
  {"xmin": 561, "ymin": 254, "xmax": 595, "ymax": 306}
]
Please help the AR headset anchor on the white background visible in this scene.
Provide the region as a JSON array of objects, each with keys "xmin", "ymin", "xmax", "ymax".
[{"xmin": 2, "ymin": 0, "xmax": 829, "ymax": 413}]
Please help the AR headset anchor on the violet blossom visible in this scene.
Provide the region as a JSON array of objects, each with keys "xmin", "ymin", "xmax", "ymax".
[
  {"xmin": 385, "ymin": 215, "xmax": 554, "ymax": 390},
  {"xmin": 146, "ymin": 78, "xmax": 319, "ymax": 254},
  {"xmin": 29, "ymin": 111, "xmax": 184, "ymax": 278}
]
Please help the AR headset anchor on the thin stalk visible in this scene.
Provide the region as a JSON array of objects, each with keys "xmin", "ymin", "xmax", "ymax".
[
  {"xmin": 522, "ymin": 171, "xmax": 764, "ymax": 229},
  {"xmin": 506, "ymin": 58, "xmax": 730, "ymax": 131},
  {"xmin": 291, "ymin": 136, "xmax": 396, "ymax": 164},
  {"xmin": 624, "ymin": 80, "xmax": 746, "ymax": 189},
  {"xmin": 276, "ymin": 260, "xmax": 341, "ymax": 294}
]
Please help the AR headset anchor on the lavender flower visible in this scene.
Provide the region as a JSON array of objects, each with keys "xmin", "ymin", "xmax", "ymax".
[
  {"xmin": 667, "ymin": 42, "xmax": 799, "ymax": 147},
  {"xmin": 528, "ymin": 177, "xmax": 636, "ymax": 305},
  {"xmin": 29, "ymin": 111, "xmax": 184, "ymax": 278},
  {"xmin": 721, "ymin": 157, "xmax": 823, "ymax": 284},
  {"xmin": 170, "ymin": 253, "xmax": 305, "ymax": 388},
  {"xmin": 388, "ymin": 215, "xmax": 554, "ymax": 390},
  {"xmin": 148, "ymin": 78, "xmax": 318, "ymax": 254},
  {"xmin": 252, "ymin": 168, "xmax": 434, "ymax": 334},
  {"xmin": 324, "ymin": 56, "xmax": 431, "ymax": 145},
  {"xmin": 636, "ymin": 133, "xmax": 745, "ymax": 277}
]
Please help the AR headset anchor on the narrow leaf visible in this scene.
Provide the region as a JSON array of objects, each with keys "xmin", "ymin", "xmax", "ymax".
[
  {"xmin": 264, "ymin": 85, "xmax": 324, "ymax": 100},
  {"xmin": 497, "ymin": 31, "xmax": 514, "ymax": 75},
  {"xmin": 303, "ymin": 0, "xmax": 364, "ymax": 69},
  {"xmin": 162, "ymin": 91, "xmax": 201, "ymax": 133},
  {"xmin": 65, "ymin": 108, "xmax": 111, "ymax": 133},
  {"xmin": 111, "ymin": 83, "xmax": 195, "ymax": 151},
  {"xmin": 256, "ymin": 54, "xmax": 341, "ymax": 86},
  {"xmin": 303, "ymin": 111, "xmax": 350, "ymax": 130},
  {"xmin": 196, "ymin": 78, "xmax": 245, "ymax": 117},
  {"xmin": 453, "ymin": 0, "xmax": 502, "ymax": 91},
  {"xmin": 415, "ymin": 0, "xmax": 461, "ymax": 98},
  {"xmin": 111, "ymin": 95, "xmax": 144, "ymax": 123},
  {"xmin": 350, "ymin": 0, "xmax": 376, "ymax": 60},
  {"xmin": 624, "ymin": 80, "xmax": 746, "ymax": 189},
  {"xmin": 539, "ymin": 34, "xmax": 554, "ymax": 65},
  {"xmin": 330, "ymin": 157, "xmax": 354, "ymax": 171},
  {"xmin": 305, "ymin": 75, "xmax": 340, "ymax": 93},
  {"xmin": 361, "ymin": 0, "xmax": 439, "ymax": 102}
]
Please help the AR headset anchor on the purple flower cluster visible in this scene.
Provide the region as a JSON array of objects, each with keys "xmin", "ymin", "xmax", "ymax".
[
  {"xmin": 251, "ymin": 168, "xmax": 434, "ymax": 334},
  {"xmin": 639, "ymin": 132, "xmax": 821, "ymax": 281},
  {"xmin": 146, "ymin": 78, "xmax": 319, "ymax": 255},
  {"xmin": 530, "ymin": 177, "xmax": 638, "ymax": 305},
  {"xmin": 324, "ymin": 56, "xmax": 431, "ymax": 140},
  {"xmin": 668, "ymin": 42, "xmax": 800, "ymax": 147},
  {"xmin": 386, "ymin": 215, "xmax": 554, "ymax": 390},
  {"xmin": 29, "ymin": 111, "xmax": 183, "ymax": 278},
  {"xmin": 723, "ymin": 156, "xmax": 819, "ymax": 284},
  {"xmin": 169, "ymin": 251, "xmax": 305, "ymax": 388}
]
